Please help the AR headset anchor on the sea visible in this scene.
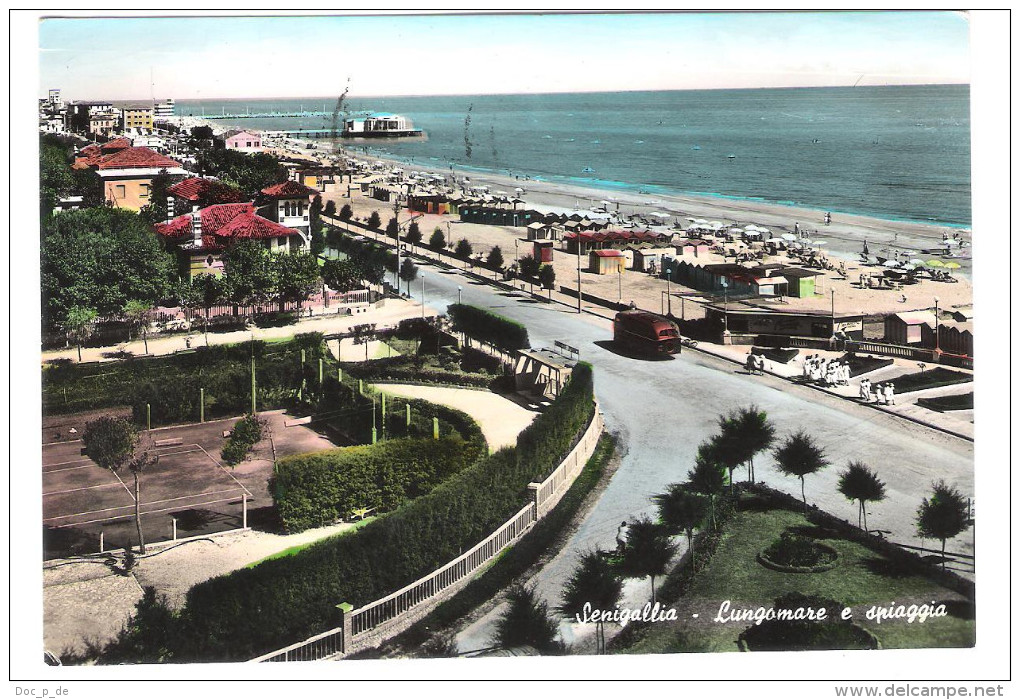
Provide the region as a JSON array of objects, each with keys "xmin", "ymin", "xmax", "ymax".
[{"xmin": 177, "ymin": 85, "xmax": 971, "ymax": 227}]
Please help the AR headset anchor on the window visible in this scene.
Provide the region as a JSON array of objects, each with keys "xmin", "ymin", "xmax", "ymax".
[
  {"xmin": 139, "ymin": 184, "xmax": 150, "ymax": 199},
  {"xmin": 284, "ymin": 201, "xmax": 291, "ymax": 217},
  {"xmin": 115, "ymin": 184, "xmax": 126, "ymax": 198}
]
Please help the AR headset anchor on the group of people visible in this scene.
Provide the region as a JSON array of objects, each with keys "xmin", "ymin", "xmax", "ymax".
[
  {"xmin": 859, "ymin": 378, "xmax": 896, "ymax": 405},
  {"xmin": 745, "ymin": 352, "xmax": 768, "ymax": 375},
  {"xmin": 802, "ymin": 354, "xmax": 851, "ymax": 386}
]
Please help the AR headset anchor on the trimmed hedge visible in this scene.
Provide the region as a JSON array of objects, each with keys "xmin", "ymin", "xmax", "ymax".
[
  {"xmin": 168, "ymin": 362, "xmax": 595, "ymax": 662},
  {"xmin": 42, "ymin": 337, "xmax": 332, "ymax": 427},
  {"xmin": 916, "ymin": 392, "xmax": 973, "ymax": 413},
  {"xmin": 221, "ymin": 414, "xmax": 266, "ymax": 465},
  {"xmin": 447, "ymin": 303, "xmax": 530, "ymax": 351},
  {"xmin": 273, "ymin": 435, "xmax": 486, "ymax": 532}
]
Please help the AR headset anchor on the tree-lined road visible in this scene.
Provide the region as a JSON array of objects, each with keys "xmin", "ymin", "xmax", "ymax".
[{"xmin": 408, "ymin": 262, "xmax": 973, "ymax": 651}]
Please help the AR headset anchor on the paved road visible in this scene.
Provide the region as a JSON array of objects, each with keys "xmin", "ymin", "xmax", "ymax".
[{"xmin": 411, "ymin": 261, "xmax": 974, "ymax": 652}]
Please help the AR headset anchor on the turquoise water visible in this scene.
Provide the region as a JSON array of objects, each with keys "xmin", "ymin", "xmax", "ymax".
[{"xmin": 178, "ymin": 85, "xmax": 971, "ymax": 226}]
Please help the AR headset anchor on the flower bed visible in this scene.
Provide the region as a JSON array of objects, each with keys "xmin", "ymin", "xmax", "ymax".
[
  {"xmin": 757, "ymin": 531, "xmax": 839, "ymax": 573},
  {"xmin": 891, "ymin": 367, "xmax": 972, "ymax": 393}
]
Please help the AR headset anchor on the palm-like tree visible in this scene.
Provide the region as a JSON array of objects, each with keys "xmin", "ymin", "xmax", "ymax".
[
  {"xmin": 916, "ymin": 480, "xmax": 971, "ymax": 571},
  {"xmin": 724, "ymin": 405, "xmax": 776, "ymax": 482},
  {"xmin": 617, "ymin": 516, "xmax": 677, "ymax": 606},
  {"xmin": 837, "ymin": 461, "xmax": 887, "ymax": 532},
  {"xmin": 491, "ymin": 583, "xmax": 561, "ymax": 654},
  {"xmin": 687, "ymin": 441, "xmax": 728, "ymax": 530},
  {"xmin": 653, "ymin": 483, "xmax": 709, "ymax": 565},
  {"xmin": 558, "ymin": 549, "xmax": 623, "ymax": 654},
  {"xmin": 772, "ymin": 430, "xmax": 830, "ymax": 511}
]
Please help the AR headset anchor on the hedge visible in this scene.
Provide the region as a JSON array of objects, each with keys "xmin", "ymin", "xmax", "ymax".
[
  {"xmin": 447, "ymin": 303, "xmax": 530, "ymax": 351},
  {"xmin": 165, "ymin": 362, "xmax": 595, "ymax": 662},
  {"xmin": 221, "ymin": 414, "xmax": 266, "ymax": 465},
  {"xmin": 41, "ymin": 336, "xmax": 332, "ymax": 427},
  {"xmin": 272, "ymin": 434, "xmax": 486, "ymax": 533}
]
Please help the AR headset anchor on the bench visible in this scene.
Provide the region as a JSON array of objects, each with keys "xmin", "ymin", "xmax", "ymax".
[{"xmin": 154, "ymin": 437, "xmax": 184, "ymax": 447}]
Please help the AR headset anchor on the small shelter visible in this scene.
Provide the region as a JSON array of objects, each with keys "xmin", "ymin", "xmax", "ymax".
[
  {"xmin": 590, "ymin": 249, "xmax": 626, "ymax": 275},
  {"xmin": 885, "ymin": 311, "xmax": 936, "ymax": 345}
]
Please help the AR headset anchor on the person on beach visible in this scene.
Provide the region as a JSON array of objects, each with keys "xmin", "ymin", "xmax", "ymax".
[
  {"xmin": 746, "ymin": 352, "xmax": 757, "ymax": 374},
  {"xmin": 884, "ymin": 383, "xmax": 895, "ymax": 405}
]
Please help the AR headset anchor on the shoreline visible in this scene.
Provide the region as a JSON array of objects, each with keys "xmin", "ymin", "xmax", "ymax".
[{"xmin": 303, "ymin": 144, "xmax": 973, "ymax": 281}]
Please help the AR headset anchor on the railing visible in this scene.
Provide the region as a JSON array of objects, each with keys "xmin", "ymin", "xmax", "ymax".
[
  {"xmin": 251, "ymin": 402, "xmax": 604, "ymax": 662},
  {"xmin": 849, "ymin": 340, "xmax": 935, "ymax": 362},
  {"xmin": 350, "ymin": 503, "xmax": 535, "ymax": 637}
]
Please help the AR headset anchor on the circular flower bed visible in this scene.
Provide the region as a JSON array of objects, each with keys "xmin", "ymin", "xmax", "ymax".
[{"xmin": 757, "ymin": 531, "xmax": 838, "ymax": 573}]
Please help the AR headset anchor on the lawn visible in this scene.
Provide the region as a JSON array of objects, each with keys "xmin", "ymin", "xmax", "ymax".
[
  {"xmin": 917, "ymin": 393, "xmax": 974, "ymax": 412},
  {"xmin": 244, "ymin": 516, "xmax": 378, "ymax": 568},
  {"xmin": 618, "ymin": 505, "xmax": 974, "ymax": 654},
  {"xmin": 891, "ymin": 367, "xmax": 972, "ymax": 393},
  {"xmin": 841, "ymin": 353, "xmax": 895, "ymax": 377}
]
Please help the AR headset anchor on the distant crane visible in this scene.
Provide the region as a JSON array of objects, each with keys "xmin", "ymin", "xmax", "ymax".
[{"xmin": 329, "ymin": 79, "xmax": 351, "ymax": 158}]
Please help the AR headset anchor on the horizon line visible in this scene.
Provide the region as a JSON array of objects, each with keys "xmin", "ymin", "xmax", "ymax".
[{"xmin": 53, "ymin": 81, "xmax": 971, "ymax": 103}]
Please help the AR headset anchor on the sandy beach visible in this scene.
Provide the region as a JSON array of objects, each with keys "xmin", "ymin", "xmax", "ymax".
[{"xmin": 271, "ymin": 141, "xmax": 974, "ymax": 319}]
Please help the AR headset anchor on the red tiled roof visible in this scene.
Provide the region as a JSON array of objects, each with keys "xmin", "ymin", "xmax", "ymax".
[
  {"xmin": 260, "ymin": 180, "xmax": 319, "ymax": 198},
  {"xmin": 198, "ymin": 203, "xmax": 255, "ymax": 234},
  {"xmin": 169, "ymin": 177, "xmax": 242, "ymax": 204},
  {"xmin": 593, "ymin": 249, "xmax": 625, "ymax": 257},
  {"xmin": 101, "ymin": 137, "xmax": 132, "ymax": 152},
  {"xmin": 154, "ymin": 215, "xmax": 194, "ymax": 239},
  {"xmin": 96, "ymin": 147, "xmax": 181, "ymax": 171},
  {"xmin": 216, "ymin": 211, "xmax": 296, "ymax": 240}
]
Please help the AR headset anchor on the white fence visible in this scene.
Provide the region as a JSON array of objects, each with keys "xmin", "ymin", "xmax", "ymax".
[{"xmin": 251, "ymin": 404, "xmax": 604, "ymax": 662}]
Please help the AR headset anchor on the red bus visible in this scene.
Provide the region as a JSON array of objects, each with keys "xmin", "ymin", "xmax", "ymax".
[{"xmin": 613, "ymin": 311, "xmax": 681, "ymax": 355}]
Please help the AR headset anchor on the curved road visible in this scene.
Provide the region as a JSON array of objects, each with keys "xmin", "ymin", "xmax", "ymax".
[{"xmin": 410, "ymin": 262, "xmax": 973, "ymax": 651}]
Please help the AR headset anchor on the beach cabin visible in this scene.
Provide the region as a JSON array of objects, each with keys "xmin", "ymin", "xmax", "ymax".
[
  {"xmin": 631, "ymin": 247, "xmax": 675, "ymax": 272},
  {"xmin": 675, "ymin": 239, "xmax": 712, "ymax": 258},
  {"xmin": 527, "ymin": 221, "xmax": 554, "ymax": 241},
  {"xmin": 922, "ymin": 320, "xmax": 973, "ymax": 357},
  {"xmin": 533, "ymin": 240, "xmax": 554, "ymax": 264},
  {"xmin": 514, "ymin": 348, "xmax": 576, "ymax": 402},
  {"xmin": 885, "ymin": 311, "xmax": 936, "ymax": 346},
  {"xmin": 590, "ymin": 249, "xmax": 626, "ymax": 275},
  {"xmin": 779, "ymin": 267, "xmax": 823, "ymax": 298}
]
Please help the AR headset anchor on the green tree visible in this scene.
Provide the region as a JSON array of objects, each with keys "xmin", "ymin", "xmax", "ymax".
[
  {"xmin": 323, "ymin": 199, "xmax": 337, "ymax": 217},
  {"xmin": 491, "ymin": 583, "xmax": 562, "ymax": 654},
  {"xmin": 190, "ymin": 273, "xmax": 225, "ymax": 345},
  {"xmin": 486, "ymin": 245, "xmax": 504, "ymax": 275},
  {"xmin": 772, "ymin": 430, "xmax": 830, "ymax": 511},
  {"xmin": 122, "ymin": 300, "xmax": 154, "ymax": 355},
  {"xmin": 429, "ymin": 226, "xmax": 446, "ymax": 251},
  {"xmin": 138, "ymin": 169, "xmax": 173, "ymax": 226},
  {"xmin": 309, "ymin": 196, "xmax": 324, "ymax": 254},
  {"xmin": 916, "ymin": 480, "xmax": 970, "ymax": 571},
  {"xmin": 40, "ymin": 134, "xmax": 75, "ymax": 220},
  {"xmin": 82, "ymin": 416, "xmax": 154, "ymax": 553},
  {"xmin": 837, "ymin": 461, "xmax": 887, "ymax": 532},
  {"xmin": 221, "ymin": 241, "xmax": 277, "ymax": 311},
  {"xmin": 687, "ymin": 441, "xmax": 728, "ymax": 530},
  {"xmin": 398, "ymin": 257, "xmax": 419, "ymax": 295},
  {"xmin": 385, "ymin": 217, "xmax": 399, "ymax": 239},
  {"xmin": 276, "ymin": 251, "xmax": 321, "ymax": 312},
  {"xmin": 100, "ymin": 587, "xmax": 179, "ymax": 664},
  {"xmin": 191, "ymin": 125, "xmax": 213, "ymax": 140},
  {"xmin": 322, "ymin": 258, "xmax": 363, "ymax": 294},
  {"xmin": 706, "ymin": 431, "xmax": 743, "ymax": 495},
  {"xmin": 62, "ymin": 306, "xmax": 98, "ymax": 362},
  {"xmin": 339, "ymin": 203, "xmax": 352, "ymax": 221},
  {"xmin": 617, "ymin": 516, "xmax": 677, "ymax": 606},
  {"xmin": 519, "ymin": 254, "xmax": 540, "ymax": 294},
  {"xmin": 41, "ymin": 208, "xmax": 177, "ymax": 331},
  {"xmin": 195, "ymin": 149, "xmax": 287, "ymax": 200},
  {"xmin": 653, "ymin": 483, "xmax": 709, "ymax": 564},
  {"xmin": 455, "ymin": 238, "xmax": 473, "ymax": 260},
  {"xmin": 406, "ymin": 221, "xmax": 423, "ymax": 251},
  {"xmin": 723, "ymin": 405, "xmax": 776, "ymax": 482},
  {"xmin": 558, "ymin": 549, "xmax": 623, "ymax": 655},
  {"xmin": 367, "ymin": 211, "xmax": 381, "ymax": 229},
  {"xmin": 539, "ymin": 264, "xmax": 556, "ymax": 297}
]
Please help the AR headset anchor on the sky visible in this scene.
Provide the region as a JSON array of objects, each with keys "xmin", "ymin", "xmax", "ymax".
[{"xmin": 38, "ymin": 11, "xmax": 971, "ymax": 101}]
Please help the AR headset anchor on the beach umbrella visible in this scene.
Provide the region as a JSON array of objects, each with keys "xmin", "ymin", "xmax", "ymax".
[
  {"xmin": 813, "ymin": 240, "xmax": 827, "ymax": 245},
  {"xmin": 942, "ymin": 262, "xmax": 961, "ymax": 269},
  {"xmin": 927, "ymin": 260, "xmax": 946, "ymax": 267},
  {"xmin": 902, "ymin": 264, "xmax": 917, "ymax": 271},
  {"xmin": 943, "ymin": 239, "xmax": 961, "ymax": 246},
  {"xmin": 909, "ymin": 258, "xmax": 926, "ymax": 266},
  {"xmin": 883, "ymin": 260, "xmax": 901, "ymax": 268},
  {"xmin": 709, "ymin": 220, "xmax": 724, "ymax": 227},
  {"xmin": 687, "ymin": 217, "xmax": 697, "ymax": 222},
  {"xmin": 694, "ymin": 218, "xmax": 708, "ymax": 224},
  {"xmin": 781, "ymin": 233, "xmax": 797, "ymax": 241}
]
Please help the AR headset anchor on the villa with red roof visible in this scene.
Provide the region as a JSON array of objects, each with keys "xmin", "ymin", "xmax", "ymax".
[
  {"xmin": 257, "ymin": 180, "xmax": 319, "ymax": 236},
  {"xmin": 73, "ymin": 144, "xmax": 188, "ymax": 211},
  {"xmin": 167, "ymin": 177, "xmax": 243, "ymax": 218},
  {"xmin": 155, "ymin": 201, "xmax": 308, "ymax": 279}
]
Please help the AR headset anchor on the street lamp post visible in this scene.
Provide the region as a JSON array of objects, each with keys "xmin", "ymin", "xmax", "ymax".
[
  {"xmin": 576, "ymin": 247, "xmax": 582, "ymax": 314},
  {"xmin": 722, "ymin": 280, "xmax": 729, "ymax": 340},
  {"xmin": 457, "ymin": 285, "xmax": 462, "ymax": 305},
  {"xmin": 421, "ymin": 274, "xmax": 426, "ymax": 318},
  {"xmin": 665, "ymin": 267, "xmax": 672, "ymax": 316},
  {"xmin": 933, "ymin": 296, "xmax": 940, "ymax": 354},
  {"xmin": 617, "ymin": 264, "xmax": 623, "ymax": 303}
]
